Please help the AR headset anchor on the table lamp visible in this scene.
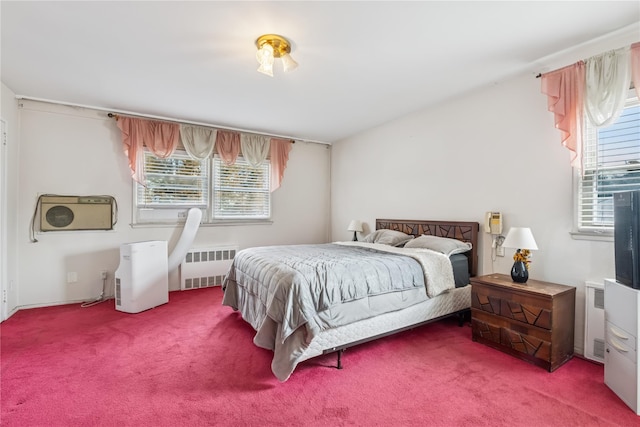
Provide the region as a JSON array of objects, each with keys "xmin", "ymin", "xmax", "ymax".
[
  {"xmin": 347, "ymin": 220, "xmax": 363, "ymax": 241},
  {"xmin": 502, "ymin": 227, "xmax": 538, "ymax": 283}
]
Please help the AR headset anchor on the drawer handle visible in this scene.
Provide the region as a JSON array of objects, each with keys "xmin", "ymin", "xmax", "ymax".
[
  {"xmin": 610, "ymin": 340, "xmax": 629, "ymax": 353},
  {"xmin": 610, "ymin": 327, "xmax": 629, "ymax": 340}
]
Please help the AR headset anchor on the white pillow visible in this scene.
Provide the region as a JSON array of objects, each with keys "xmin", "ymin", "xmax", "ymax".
[
  {"xmin": 404, "ymin": 235, "xmax": 472, "ymax": 256},
  {"xmin": 361, "ymin": 229, "xmax": 414, "ymax": 247}
]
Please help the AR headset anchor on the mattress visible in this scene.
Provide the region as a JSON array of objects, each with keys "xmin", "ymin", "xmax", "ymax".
[{"xmin": 451, "ymin": 253, "xmax": 470, "ymax": 287}]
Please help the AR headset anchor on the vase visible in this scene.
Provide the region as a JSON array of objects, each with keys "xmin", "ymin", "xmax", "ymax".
[{"xmin": 511, "ymin": 261, "xmax": 528, "ymax": 283}]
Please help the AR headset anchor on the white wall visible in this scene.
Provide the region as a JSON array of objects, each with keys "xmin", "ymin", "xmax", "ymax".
[
  {"xmin": 1, "ymin": 83, "xmax": 20, "ymax": 318},
  {"xmin": 330, "ymin": 34, "xmax": 638, "ymax": 355},
  {"xmin": 13, "ymin": 100, "xmax": 331, "ymax": 308}
]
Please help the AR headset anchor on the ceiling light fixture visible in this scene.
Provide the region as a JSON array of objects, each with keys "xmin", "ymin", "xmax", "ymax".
[{"xmin": 255, "ymin": 34, "xmax": 298, "ymax": 77}]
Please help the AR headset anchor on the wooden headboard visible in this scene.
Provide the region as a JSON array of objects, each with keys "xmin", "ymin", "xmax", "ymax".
[{"xmin": 376, "ymin": 219, "xmax": 479, "ymax": 277}]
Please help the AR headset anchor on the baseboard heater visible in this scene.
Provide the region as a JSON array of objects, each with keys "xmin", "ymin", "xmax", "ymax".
[{"xmin": 180, "ymin": 246, "xmax": 237, "ymax": 290}]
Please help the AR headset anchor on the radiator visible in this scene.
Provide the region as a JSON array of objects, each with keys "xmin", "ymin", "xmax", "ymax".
[
  {"xmin": 180, "ymin": 246, "xmax": 237, "ymax": 290},
  {"xmin": 584, "ymin": 280, "xmax": 605, "ymax": 363}
]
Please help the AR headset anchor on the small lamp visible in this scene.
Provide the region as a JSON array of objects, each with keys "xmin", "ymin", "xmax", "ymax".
[
  {"xmin": 347, "ymin": 220, "xmax": 363, "ymax": 241},
  {"xmin": 502, "ymin": 227, "xmax": 538, "ymax": 283}
]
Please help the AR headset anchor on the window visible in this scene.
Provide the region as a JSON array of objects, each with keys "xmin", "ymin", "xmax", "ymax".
[
  {"xmin": 576, "ymin": 89, "xmax": 640, "ymax": 234},
  {"xmin": 213, "ymin": 156, "xmax": 271, "ymax": 219},
  {"xmin": 134, "ymin": 150, "xmax": 271, "ymax": 224}
]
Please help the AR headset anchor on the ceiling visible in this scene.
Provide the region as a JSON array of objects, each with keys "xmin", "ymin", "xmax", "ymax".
[{"xmin": 2, "ymin": 1, "xmax": 639, "ymax": 144}]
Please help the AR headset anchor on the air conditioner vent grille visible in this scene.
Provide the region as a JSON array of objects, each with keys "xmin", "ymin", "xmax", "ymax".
[
  {"xmin": 594, "ymin": 288, "xmax": 604, "ymax": 309},
  {"xmin": 594, "ymin": 338, "xmax": 605, "ymax": 359}
]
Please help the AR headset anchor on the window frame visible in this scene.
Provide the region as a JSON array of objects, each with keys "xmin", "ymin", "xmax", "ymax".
[
  {"xmin": 132, "ymin": 149, "xmax": 272, "ymax": 226},
  {"xmin": 573, "ymin": 89, "xmax": 640, "ymax": 240}
]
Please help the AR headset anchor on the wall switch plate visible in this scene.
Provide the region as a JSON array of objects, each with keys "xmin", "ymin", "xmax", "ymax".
[
  {"xmin": 67, "ymin": 272, "xmax": 78, "ymax": 283},
  {"xmin": 497, "ymin": 246, "xmax": 505, "ymax": 257}
]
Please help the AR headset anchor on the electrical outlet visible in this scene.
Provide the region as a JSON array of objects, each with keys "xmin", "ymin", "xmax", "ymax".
[
  {"xmin": 497, "ymin": 246, "xmax": 505, "ymax": 257},
  {"xmin": 67, "ymin": 272, "xmax": 78, "ymax": 283},
  {"xmin": 100, "ymin": 270, "xmax": 108, "ymax": 280}
]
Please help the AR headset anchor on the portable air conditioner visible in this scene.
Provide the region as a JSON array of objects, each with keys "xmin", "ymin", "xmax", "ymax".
[{"xmin": 114, "ymin": 241, "xmax": 168, "ymax": 313}]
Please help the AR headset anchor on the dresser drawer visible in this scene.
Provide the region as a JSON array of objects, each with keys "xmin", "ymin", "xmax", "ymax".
[
  {"xmin": 501, "ymin": 325, "xmax": 552, "ymax": 362},
  {"xmin": 472, "ymin": 282, "xmax": 552, "ymax": 330},
  {"xmin": 606, "ymin": 321, "xmax": 637, "ymax": 365},
  {"xmin": 471, "ymin": 309, "xmax": 551, "ymax": 362},
  {"xmin": 471, "ymin": 316, "xmax": 501, "ymax": 344},
  {"xmin": 500, "ymin": 298, "xmax": 552, "ymax": 330}
]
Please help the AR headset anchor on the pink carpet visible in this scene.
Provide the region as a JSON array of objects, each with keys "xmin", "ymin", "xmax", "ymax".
[{"xmin": 1, "ymin": 287, "xmax": 637, "ymax": 426}]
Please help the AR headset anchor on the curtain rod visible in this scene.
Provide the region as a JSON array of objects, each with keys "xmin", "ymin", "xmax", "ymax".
[
  {"xmin": 106, "ymin": 112, "xmax": 295, "ymax": 144},
  {"xmin": 532, "ymin": 22, "xmax": 639, "ymax": 79},
  {"xmin": 16, "ymin": 95, "xmax": 331, "ymax": 146}
]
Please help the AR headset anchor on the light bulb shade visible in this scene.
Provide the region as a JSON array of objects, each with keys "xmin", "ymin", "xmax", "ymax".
[
  {"xmin": 256, "ymin": 43, "xmax": 274, "ymax": 65},
  {"xmin": 280, "ymin": 53, "xmax": 298, "ymax": 72},
  {"xmin": 347, "ymin": 220, "xmax": 363, "ymax": 232},
  {"xmin": 257, "ymin": 61, "xmax": 274, "ymax": 77},
  {"xmin": 502, "ymin": 227, "xmax": 538, "ymax": 250}
]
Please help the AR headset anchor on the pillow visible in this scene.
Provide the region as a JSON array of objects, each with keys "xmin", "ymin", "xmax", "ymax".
[
  {"xmin": 361, "ymin": 229, "xmax": 414, "ymax": 247},
  {"xmin": 404, "ymin": 235, "xmax": 472, "ymax": 256}
]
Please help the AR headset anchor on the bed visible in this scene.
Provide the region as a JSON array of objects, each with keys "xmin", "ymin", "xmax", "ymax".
[{"xmin": 222, "ymin": 219, "xmax": 479, "ymax": 381}]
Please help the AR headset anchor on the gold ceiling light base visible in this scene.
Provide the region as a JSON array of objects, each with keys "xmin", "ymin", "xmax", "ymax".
[
  {"xmin": 255, "ymin": 34, "xmax": 291, "ymax": 58},
  {"xmin": 255, "ymin": 34, "xmax": 298, "ymax": 77}
]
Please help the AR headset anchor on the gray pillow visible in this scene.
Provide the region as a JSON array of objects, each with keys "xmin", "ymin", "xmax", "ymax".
[
  {"xmin": 404, "ymin": 235, "xmax": 472, "ymax": 256},
  {"xmin": 361, "ymin": 229, "xmax": 414, "ymax": 247}
]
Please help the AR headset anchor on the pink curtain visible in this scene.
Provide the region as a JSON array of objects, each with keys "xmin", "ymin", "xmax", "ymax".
[
  {"xmin": 270, "ymin": 138, "xmax": 293, "ymax": 192},
  {"xmin": 117, "ymin": 116, "xmax": 179, "ymax": 182},
  {"xmin": 632, "ymin": 42, "xmax": 640, "ymax": 100},
  {"xmin": 541, "ymin": 62, "xmax": 585, "ymax": 169},
  {"xmin": 215, "ymin": 130, "xmax": 241, "ymax": 165}
]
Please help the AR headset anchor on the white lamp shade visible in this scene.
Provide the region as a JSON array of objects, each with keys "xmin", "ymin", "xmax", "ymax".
[
  {"xmin": 257, "ymin": 62, "xmax": 274, "ymax": 77},
  {"xmin": 256, "ymin": 43, "xmax": 274, "ymax": 65},
  {"xmin": 256, "ymin": 44, "xmax": 275, "ymax": 77},
  {"xmin": 280, "ymin": 53, "xmax": 298, "ymax": 72},
  {"xmin": 502, "ymin": 227, "xmax": 538, "ymax": 250},
  {"xmin": 347, "ymin": 220, "xmax": 363, "ymax": 232}
]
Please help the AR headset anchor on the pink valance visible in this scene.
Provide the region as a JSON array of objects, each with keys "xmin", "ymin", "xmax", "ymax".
[
  {"xmin": 270, "ymin": 138, "xmax": 293, "ymax": 192},
  {"xmin": 115, "ymin": 115, "xmax": 295, "ymax": 189},
  {"xmin": 632, "ymin": 42, "xmax": 640, "ymax": 100},
  {"xmin": 215, "ymin": 130, "xmax": 241, "ymax": 165},
  {"xmin": 116, "ymin": 116, "xmax": 179, "ymax": 182},
  {"xmin": 541, "ymin": 61, "xmax": 585, "ymax": 169}
]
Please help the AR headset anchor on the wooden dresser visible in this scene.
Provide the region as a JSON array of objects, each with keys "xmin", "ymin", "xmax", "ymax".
[{"xmin": 471, "ymin": 274, "xmax": 575, "ymax": 372}]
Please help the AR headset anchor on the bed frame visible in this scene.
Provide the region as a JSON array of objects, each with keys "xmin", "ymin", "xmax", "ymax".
[{"xmin": 320, "ymin": 219, "xmax": 480, "ymax": 369}]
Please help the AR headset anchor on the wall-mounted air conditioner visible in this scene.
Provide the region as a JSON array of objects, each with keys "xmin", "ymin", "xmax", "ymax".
[{"xmin": 39, "ymin": 195, "xmax": 114, "ymax": 231}]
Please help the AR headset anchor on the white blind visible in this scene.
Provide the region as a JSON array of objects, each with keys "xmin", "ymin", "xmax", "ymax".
[
  {"xmin": 213, "ymin": 156, "xmax": 271, "ymax": 219},
  {"xmin": 578, "ymin": 91, "xmax": 640, "ymax": 231},
  {"xmin": 138, "ymin": 151, "xmax": 209, "ymax": 207}
]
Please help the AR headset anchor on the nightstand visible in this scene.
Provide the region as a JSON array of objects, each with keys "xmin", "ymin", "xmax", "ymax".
[{"xmin": 471, "ymin": 273, "xmax": 575, "ymax": 372}]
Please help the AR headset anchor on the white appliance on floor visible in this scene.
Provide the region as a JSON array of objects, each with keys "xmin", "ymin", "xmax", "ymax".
[
  {"xmin": 114, "ymin": 240, "xmax": 168, "ymax": 313},
  {"xmin": 604, "ymin": 278, "xmax": 640, "ymax": 415}
]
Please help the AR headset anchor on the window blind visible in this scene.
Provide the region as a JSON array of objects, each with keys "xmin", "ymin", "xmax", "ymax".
[
  {"xmin": 578, "ymin": 93, "xmax": 640, "ymax": 231},
  {"xmin": 213, "ymin": 156, "xmax": 271, "ymax": 219},
  {"xmin": 137, "ymin": 151, "xmax": 209, "ymax": 207}
]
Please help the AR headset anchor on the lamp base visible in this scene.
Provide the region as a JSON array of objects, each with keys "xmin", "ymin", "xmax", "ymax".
[
  {"xmin": 511, "ymin": 261, "xmax": 528, "ymax": 283},
  {"xmin": 352, "ymin": 231, "xmax": 358, "ymax": 241}
]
